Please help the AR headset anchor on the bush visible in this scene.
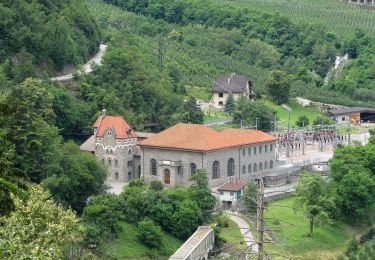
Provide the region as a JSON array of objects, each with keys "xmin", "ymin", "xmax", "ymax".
[
  {"xmin": 346, "ymin": 238, "xmax": 359, "ymax": 257},
  {"xmin": 216, "ymin": 213, "xmax": 230, "ymax": 228},
  {"xmin": 149, "ymin": 180, "xmax": 164, "ymax": 191},
  {"xmin": 138, "ymin": 219, "xmax": 163, "ymax": 248},
  {"xmin": 129, "ymin": 179, "xmax": 145, "ymax": 187},
  {"xmin": 296, "ymin": 115, "xmax": 309, "ymax": 127}
]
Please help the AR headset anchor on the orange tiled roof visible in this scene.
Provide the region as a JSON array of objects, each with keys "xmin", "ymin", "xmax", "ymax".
[
  {"xmin": 218, "ymin": 180, "xmax": 247, "ymax": 192},
  {"xmin": 93, "ymin": 115, "xmax": 136, "ymax": 139},
  {"xmin": 139, "ymin": 123, "xmax": 277, "ymax": 152}
]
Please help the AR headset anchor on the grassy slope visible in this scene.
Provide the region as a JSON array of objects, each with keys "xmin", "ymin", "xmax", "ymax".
[
  {"xmin": 211, "ymin": 0, "xmax": 375, "ymax": 38},
  {"xmin": 218, "ymin": 218, "xmax": 248, "ymax": 250},
  {"xmin": 262, "ymin": 99, "xmax": 324, "ymax": 127},
  {"xmin": 264, "ymin": 197, "xmax": 374, "ymax": 259},
  {"xmin": 99, "ymin": 222, "xmax": 182, "ymax": 259}
]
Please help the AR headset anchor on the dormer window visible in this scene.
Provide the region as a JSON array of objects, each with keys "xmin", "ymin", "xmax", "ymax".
[{"xmin": 107, "ymin": 130, "xmax": 112, "ymax": 136}]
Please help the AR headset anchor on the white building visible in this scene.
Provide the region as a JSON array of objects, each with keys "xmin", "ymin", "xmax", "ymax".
[{"xmin": 217, "ymin": 179, "xmax": 247, "ymax": 209}]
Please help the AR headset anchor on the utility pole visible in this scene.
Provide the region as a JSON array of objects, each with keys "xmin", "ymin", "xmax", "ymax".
[
  {"xmin": 348, "ymin": 121, "xmax": 351, "ymax": 145},
  {"xmin": 256, "ymin": 117, "xmax": 258, "ymax": 130},
  {"xmin": 273, "ymin": 114, "xmax": 277, "ymax": 136},
  {"xmin": 158, "ymin": 36, "xmax": 165, "ymax": 72},
  {"xmin": 257, "ymin": 178, "xmax": 265, "ymax": 260},
  {"xmin": 302, "ymin": 121, "xmax": 305, "ymax": 155},
  {"xmin": 286, "ymin": 111, "xmax": 291, "ymax": 158}
]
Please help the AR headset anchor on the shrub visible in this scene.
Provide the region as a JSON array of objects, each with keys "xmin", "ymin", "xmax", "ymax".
[
  {"xmin": 129, "ymin": 179, "xmax": 145, "ymax": 187},
  {"xmin": 138, "ymin": 219, "xmax": 163, "ymax": 248},
  {"xmin": 346, "ymin": 238, "xmax": 359, "ymax": 257},
  {"xmin": 216, "ymin": 213, "xmax": 230, "ymax": 228},
  {"xmin": 296, "ymin": 115, "xmax": 309, "ymax": 127},
  {"xmin": 149, "ymin": 180, "xmax": 164, "ymax": 191}
]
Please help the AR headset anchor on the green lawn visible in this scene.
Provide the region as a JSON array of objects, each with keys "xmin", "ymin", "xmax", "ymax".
[
  {"xmin": 218, "ymin": 218, "xmax": 248, "ymax": 250},
  {"xmin": 99, "ymin": 222, "xmax": 182, "ymax": 259},
  {"xmin": 262, "ymin": 99, "xmax": 325, "ymax": 128},
  {"xmin": 264, "ymin": 197, "xmax": 373, "ymax": 259}
]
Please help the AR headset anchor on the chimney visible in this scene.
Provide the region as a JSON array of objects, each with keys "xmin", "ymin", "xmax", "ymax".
[
  {"xmin": 228, "ymin": 73, "xmax": 235, "ymax": 84},
  {"xmin": 126, "ymin": 128, "xmax": 132, "ymax": 137},
  {"xmin": 101, "ymin": 108, "xmax": 107, "ymax": 119}
]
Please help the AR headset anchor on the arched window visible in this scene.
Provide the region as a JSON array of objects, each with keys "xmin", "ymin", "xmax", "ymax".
[
  {"xmin": 110, "ymin": 150, "xmax": 113, "ymax": 155},
  {"xmin": 108, "ymin": 159, "xmax": 112, "ymax": 166},
  {"xmin": 264, "ymin": 161, "xmax": 268, "ymax": 170},
  {"xmin": 242, "ymin": 165, "xmax": 246, "ymax": 174},
  {"xmin": 190, "ymin": 163, "xmax": 197, "ymax": 175},
  {"xmin": 151, "ymin": 159, "xmax": 157, "ymax": 175},
  {"xmin": 227, "ymin": 158, "xmax": 235, "ymax": 176},
  {"xmin": 259, "ymin": 162, "xmax": 263, "ymax": 171},
  {"xmin": 254, "ymin": 164, "xmax": 257, "ymax": 172},
  {"xmin": 248, "ymin": 164, "xmax": 252, "ymax": 173},
  {"xmin": 115, "ymin": 172, "xmax": 119, "ymax": 180},
  {"xmin": 128, "ymin": 148, "xmax": 132, "ymax": 155},
  {"xmin": 115, "ymin": 160, "xmax": 118, "ymax": 167},
  {"xmin": 212, "ymin": 161, "xmax": 220, "ymax": 179},
  {"xmin": 106, "ymin": 149, "xmax": 109, "ymax": 154},
  {"xmin": 270, "ymin": 160, "xmax": 274, "ymax": 169}
]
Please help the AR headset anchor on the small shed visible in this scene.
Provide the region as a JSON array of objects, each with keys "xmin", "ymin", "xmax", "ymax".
[
  {"xmin": 217, "ymin": 179, "xmax": 247, "ymax": 209},
  {"xmin": 329, "ymin": 107, "xmax": 375, "ymax": 125}
]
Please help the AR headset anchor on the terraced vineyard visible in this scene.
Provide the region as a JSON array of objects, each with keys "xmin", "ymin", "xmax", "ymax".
[{"xmin": 212, "ymin": 0, "xmax": 375, "ymax": 38}]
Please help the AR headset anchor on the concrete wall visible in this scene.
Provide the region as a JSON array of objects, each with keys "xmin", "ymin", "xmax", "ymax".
[
  {"xmin": 95, "ymin": 130, "xmax": 137, "ymax": 182},
  {"xmin": 141, "ymin": 141, "xmax": 277, "ymax": 188}
]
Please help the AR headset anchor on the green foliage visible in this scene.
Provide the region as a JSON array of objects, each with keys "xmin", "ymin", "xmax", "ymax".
[
  {"xmin": 149, "ymin": 180, "xmax": 164, "ymax": 191},
  {"xmin": 0, "ymin": 0, "xmax": 100, "ymax": 80},
  {"xmin": 171, "ymin": 200, "xmax": 201, "ymax": 239},
  {"xmin": 0, "ymin": 185, "xmax": 82, "ymax": 259},
  {"xmin": 137, "ymin": 219, "xmax": 163, "ymax": 248},
  {"xmin": 313, "ymin": 115, "xmax": 334, "ymax": 126},
  {"xmin": 233, "ymin": 96, "xmax": 275, "ymax": 131},
  {"xmin": 296, "ymin": 115, "xmax": 310, "ymax": 127},
  {"xmin": 224, "ymin": 93, "xmax": 235, "ymax": 114},
  {"xmin": 295, "ymin": 173, "xmax": 335, "ymax": 235},
  {"xmin": 216, "ymin": 213, "xmax": 230, "ymax": 228},
  {"xmin": 329, "ymin": 144, "xmax": 375, "ymax": 220},
  {"xmin": 182, "ymin": 97, "xmax": 204, "ymax": 124},
  {"xmin": 129, "ymin": 179, "xmax": 145, "ymax": 187},
  {"xmin": 265, "ymin": 70, "xmax": 294, "ymax": 105},
  {"xmin": 346, "ymin": 238, "xmax": 360, "ymax": 257},
  {"xmin": 43, "ymin": 141, "xmax": 107, "ymax": 214},
  {"xmin": 242, "ymin": 181, "xmax": 257, "ymax": 215}
]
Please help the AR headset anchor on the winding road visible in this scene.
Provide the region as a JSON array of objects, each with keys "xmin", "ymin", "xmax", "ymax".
[
  {"xmin": 228, "ymin": 213, "xmax": 259, "ymax": 254},
  {"xmin": 51, "ymin": 44, "xmax": 107, "ymax": 82}
]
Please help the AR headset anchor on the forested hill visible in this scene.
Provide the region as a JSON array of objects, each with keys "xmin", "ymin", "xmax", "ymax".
[
  {"xmin": 0, "ymin": 0, "xmax": 100, "ymax": 81},
  {"xmin": 102, "ymin": 0, "xmax": 340, "ymax": 78}
]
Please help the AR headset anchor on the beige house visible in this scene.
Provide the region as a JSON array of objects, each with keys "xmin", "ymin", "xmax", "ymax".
[
  {"xmin": 211, "ymin": 73, "xmax": 252, "ymax": 109},
  {"xmin": 139, "ymin": 123, "xmax": 277, "ymax": 188}
]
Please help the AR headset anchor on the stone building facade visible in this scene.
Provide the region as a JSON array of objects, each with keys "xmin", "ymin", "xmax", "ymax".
[{"xmin": 139, "ymin": 124, "xmax": 277, "ymax": 188}]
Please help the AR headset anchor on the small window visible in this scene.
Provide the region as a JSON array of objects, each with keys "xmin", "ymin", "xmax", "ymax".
[
  {"xmin": 248, "ymin": 164, "xmax": 251, "ymax": 173},
  {"xmin": 115, "ymin": 172, "xmax": 119, "ymax": 180},
  {"xmin": 254, "ymin": 147, "xmax": 257, "ymax": 155},
  {"xmin": 242, "ymin": 165, "xmax": 246, "ymax": 174},
  {"xmin": 220, "ymin": 191, "xmax": 224, "ymax": 195},
  {"xmin": 265, "ymin": 145, "xmax": 268, "ymax": 153},
  {"xmin": 177, "ymin": 166, "xmax": 182, "ymax": 174},
  {"xmin": 102, "ymin": 159, "xmax": 105, "ymax": 165},
  {"xmin": 227, "ymin": 158, "xmax": 235, "ymax": 176},
  {"xmin": 265, "ymin": 161, "xmax": 268, "ymax": 169},
  {"xmin": 128, "ymin": 148, "xmax": 132, "ymax": 155},
  {"xmin": 115, "ymin": 160, "xmax": 118, "ymax": 167},
  {"xmin": 219, "ymin": 92, "xmax": 224, "ymax": 98},
  {"xmin": 259, "ymin": 146, "xmax": 262, "ymax": 154},
  {"xmin": 151, "ymin": 159, "xmax": 157, "ymax": 175},
  {"xmin": 270, "ymin": 144, "xmax": 273, "ymax": 152},
  {"xmin": 254, "ymin": 164, "xmax": 257, "ymax": 172},
  {"xmin": 259, "ymin": 162, "xmax": 263, "ymax": 171},
  {"xmin": 108, "ymin": 159, "xmax": 112, "ymax": 166},
  {"xmin": 190, "ymin": 163, "xmax": 197, "ymax": 175},
  {"xmin": 107, "ymin": 130, "xmax": 112, "ymax": 136},
  {"xmin": 106, "ymin": 149, "xmax": 109, "ymax": 154},
  {"xmin": 212, "ymin": 161, "xmax": 220, "ymax": 179},
  {"xmin": 270, "ymin": 160, "xmax": 274, "ymax": 169},
  {"xmin": 248, "ymin": 148, "xmax": 251, "ymax": 156},
  {"xmin": 342, "ymin": 117, "xmax": 345, "ymax": 121},
  {"xmin": 127, "ymin": 160, "xmax": 132, "ymax": 166},
  {"xmin": 219, "ymin": 101, "xmax": 223, "ymax": 106},
  {"xmin": 230, "ymin": 192, "xmax": 234, "ymax": 196},
  {"xmin": 242, "ymin": 149, "xmax": 246, "ymax": 156},
  {"xmin": 110, "ymin": 150, "xmax": 113, "ymax": 155}
]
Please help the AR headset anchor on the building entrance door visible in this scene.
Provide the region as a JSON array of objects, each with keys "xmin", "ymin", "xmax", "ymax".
[{"xmin": 164, "ymin": 169, "xmax": 170, "ymax": 184}]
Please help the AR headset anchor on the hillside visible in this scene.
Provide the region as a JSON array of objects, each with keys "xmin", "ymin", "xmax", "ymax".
[{"xmin": 0, "ymin": 0, "xmax": 100, "ymax": 81}]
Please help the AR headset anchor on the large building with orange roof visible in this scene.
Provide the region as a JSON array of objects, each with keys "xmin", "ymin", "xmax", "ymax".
[{"xmin": 139, "ymin": 123, "xmax": 278, "ymax": 187}]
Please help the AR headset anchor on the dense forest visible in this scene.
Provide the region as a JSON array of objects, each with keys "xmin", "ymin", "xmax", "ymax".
[{"xmin": 0, "ymin": 0, "xmax": 100, "ymax": 82}]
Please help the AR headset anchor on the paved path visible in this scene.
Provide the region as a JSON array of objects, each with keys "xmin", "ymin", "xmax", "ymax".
[
  {"xmin": 51, "ymin": 44, "xmax": 107, "ymax": 81},
  {"xmin": 228, "ymin": 213, "xmax": 258, "ymax": 254}
]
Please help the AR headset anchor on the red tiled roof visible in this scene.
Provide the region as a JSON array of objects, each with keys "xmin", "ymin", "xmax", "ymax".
[
  {"xmin": 218, "ymin": 180, "xmax": 247, "ymax": 192},
  {"xmin": 139, "ymin": 123, "xmax": 277, "ymax": 152},
  {"xmin": 93, "ymin": 115, "xmax": 136, "ymax": 139}
]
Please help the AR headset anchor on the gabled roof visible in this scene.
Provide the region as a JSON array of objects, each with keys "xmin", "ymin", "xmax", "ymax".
[
  {"xmin": 212, "ymin": 73, "xmax": 251, "ymax": 93},
  {"xmin": 329, "ymin": 107, "xmax": 375, "ymax": 116},
  {"xmin": 218, "ymin": 180, "xmax": 247, "ymax": 192},
  {"xmin": 93, "ymin": 115, "xmax": 136, "ymax": 139},
  {"xmin": 80, "ymin": 135, "xmax": 95, "ymax": 152},
  {"xmin": 139, "ymin": 123, "xmax": 277, "ymax": 152}
]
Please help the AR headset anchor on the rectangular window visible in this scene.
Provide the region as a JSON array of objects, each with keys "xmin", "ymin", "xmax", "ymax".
[
  {"xmin": 220, "ymin": 191, "xmax": 224, "ymax": 195},
  {"xmin": 230, "ymin": 192, "xmax": 234, "ymax": 196},
  {"xmin": 265, "ymin": 145, "xmax": 268, "ymax": 153},
  {"xmin": 219, "ymin": 101, "xmax": 223, "ymax": 106},
  {"xmin": 270, "ymin": 144, "xmax": 273, "ymax": 152},
  {"xmin": 254, "ymin": 147, "xmax": 257, "ymax": 155},
  {"xmin": 242, "ymin": 149, "xmax": 245, "ymax": 156},
  {"xmin": 259, "ymin": 146, "xmax": 262, "ymax": 154},
  {"xmin": 127, "ymin": 160, "xmax": 132, "ymax": 166},
  {"xmin": 177, "ymin": 166, "xmax": 182, "ymax": 174},
  {"xmin": 342, "ymin": 117, "xmax": 345, "ymax": 121},
  {"xmin": 219, "ymin": 93, "xmax": 224, "ymax": 98},
  {"xmin": 248, "ymin": 148, "xmax": 251, "ymax": 156}
]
